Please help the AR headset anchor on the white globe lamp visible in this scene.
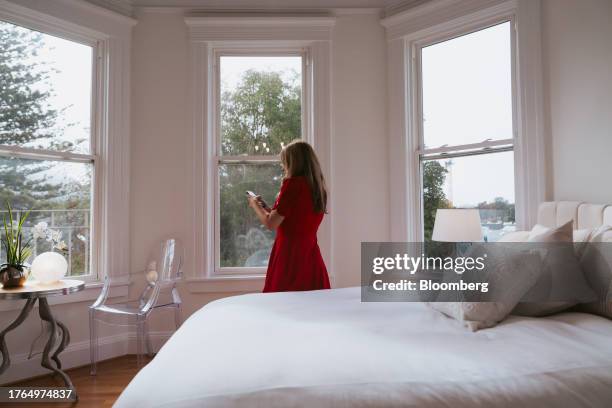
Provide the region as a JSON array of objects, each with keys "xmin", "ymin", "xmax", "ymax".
[{"xmin": 31, "ymin": 252, "xmax": 68, "ymax": 284}]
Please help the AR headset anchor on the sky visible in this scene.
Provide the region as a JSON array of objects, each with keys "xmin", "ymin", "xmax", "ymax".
[
  {"xmin": 220, "ymin": 55, "xmax": 302, "ymax": 93},
  {"xmin": 421, "ymin": 21, "xmax": 515, "ymax": 207},
  {"xmin": 432, "ymin": 151, "xmax": 514, "ymax": 208},
  {"xmin": 19, "ymin": 23, "xmax": 93, "ymax": 154}
]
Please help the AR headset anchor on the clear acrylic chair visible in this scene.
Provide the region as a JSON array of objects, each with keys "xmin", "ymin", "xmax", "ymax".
[{"xmin": 89, "ymin": 238, "xmax": 183, "ymax": 375}]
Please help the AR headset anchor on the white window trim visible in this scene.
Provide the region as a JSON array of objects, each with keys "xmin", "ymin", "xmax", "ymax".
[
  {"xmin": 186, "ymin": 15, "xmax": 334, "ymax": 284},
  {"xmin": 0, "ymin": 0, "xmax": 135, "ymax": 289},
  {"xmin": 382, "ymin": 0, "xmax": 545, "ymax": 241}
]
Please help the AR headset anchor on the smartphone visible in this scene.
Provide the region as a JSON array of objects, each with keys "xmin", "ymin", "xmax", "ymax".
[{"xmin": 246, "ymin": 191, "xmax": 270, "ymax": 209}]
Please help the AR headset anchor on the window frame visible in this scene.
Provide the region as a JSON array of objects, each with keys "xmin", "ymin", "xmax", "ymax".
[
  {"xmin": 0, "ymin": 17, "xmax": 103, "ymax": 281},
  {"xmin": 211, "ymin": 47, "xmax": 313, "ymax": 275},
  {"xmin": 413, "ymin": 18, "xmax": 518, "ymax": 241}
]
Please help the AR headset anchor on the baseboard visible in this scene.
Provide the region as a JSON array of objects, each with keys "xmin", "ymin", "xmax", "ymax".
[
  {"xmin": 1, "ymin": 332, "xmax": 128, "ymax": 384},
  {"xmin": 0, "ymin": 330, "xmax": 174, "ymax": 384}
]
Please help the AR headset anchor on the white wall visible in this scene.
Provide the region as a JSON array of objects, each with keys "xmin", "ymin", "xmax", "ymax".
[
  {"xmin": 542, "ymin": 0, "xmax": 612, "ymax": 203},
  {"xmin": 130, "ymin": 11, "xmax": 192, "ymax": 277},
  {"xmin": 331, "ymin": 13, "xmax": 389, "ymax": 287}
]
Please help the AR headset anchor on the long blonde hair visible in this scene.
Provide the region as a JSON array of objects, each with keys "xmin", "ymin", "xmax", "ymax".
[{"xmin": 280, "ymin": 140, "xmax": 328, "ymax": 213}]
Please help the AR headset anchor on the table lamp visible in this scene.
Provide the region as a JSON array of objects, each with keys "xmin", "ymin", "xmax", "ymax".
[
  {"xmin": 432, "ymin": 209, "xmax": 483, "ymax": 242},
  {"xmin": 31, "ymin": 252, "xmax": 68, "ymax": 284}
]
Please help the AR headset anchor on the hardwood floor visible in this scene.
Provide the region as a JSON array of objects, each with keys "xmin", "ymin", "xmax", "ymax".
[{"xmin": 5, "ymin": 355, "xmax": 150, "ymax": 408}]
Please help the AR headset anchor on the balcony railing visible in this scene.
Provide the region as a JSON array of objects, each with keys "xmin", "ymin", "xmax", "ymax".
[{"xmin": 0, "ymin": 209, "xmax": 90, "ymax": 277}]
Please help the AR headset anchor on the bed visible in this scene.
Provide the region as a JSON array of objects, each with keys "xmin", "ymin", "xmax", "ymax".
[
  {"xmin": 115, "ymin": 286, "xmax": 612, "ymax": 408},
  {"xmin": 116, "ymin": 201, "xmax": 612, "ymax": 407}
]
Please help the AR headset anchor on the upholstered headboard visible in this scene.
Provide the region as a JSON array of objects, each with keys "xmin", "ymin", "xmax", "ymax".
[{"xmin": 536, "ymin": 201, "xmax": 612, "ymax": 229}]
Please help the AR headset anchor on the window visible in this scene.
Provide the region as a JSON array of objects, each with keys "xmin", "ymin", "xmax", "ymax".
[
  {"xmin": 215, "ymin": 52, "xmax": 306, "ymax": 273},
  {"xmin": 0, "ymin": 20, "xmax": 96, "ymax": 277},
  {"xmin": 418, "ymin": 21, "xmax": 516, "ymax": 243}
]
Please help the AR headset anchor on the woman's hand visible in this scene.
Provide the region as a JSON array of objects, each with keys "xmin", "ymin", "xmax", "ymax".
[
  {"xmin": 247, "ymin": 195, "xmax": 261, "ymax": 209},
  {"xmin": 248, "ymin": 195, "xmax": 284, "ymax": 230},
  {"xmin": 249, "ymin": 195, "xmax": 271, "ymax": 212}
]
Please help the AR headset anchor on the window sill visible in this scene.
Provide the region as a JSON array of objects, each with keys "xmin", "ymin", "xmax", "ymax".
[
  {"xmin": 0, "ymin": 278, "xmax": 131, "ymax": 312},
  {"xmin": 186, "ymin": 275, "xmax": 265, "ymax": 293}
]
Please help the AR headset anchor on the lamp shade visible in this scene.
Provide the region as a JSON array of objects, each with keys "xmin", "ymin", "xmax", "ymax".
[
  {"xmin": 432, "ymin": 209, "xmax": 483, "ymax": 242},
  {"xmin": 31, "ymin": 252, "xmax": 68, "ymax": 284}
]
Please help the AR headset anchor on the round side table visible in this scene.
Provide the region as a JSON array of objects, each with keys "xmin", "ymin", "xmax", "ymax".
[{"xmin": 0, "ymin": 279, "xmax": 85, "ymax": 391}]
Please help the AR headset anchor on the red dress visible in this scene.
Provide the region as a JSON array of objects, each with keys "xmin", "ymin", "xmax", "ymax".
[{"xmin": 263, "ymin": 176, "xmax": 330, "ymax": 292}]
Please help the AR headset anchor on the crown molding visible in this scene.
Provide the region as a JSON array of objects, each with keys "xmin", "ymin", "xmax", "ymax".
[
  {"xmin": 381, "ymin": 0, "xmax": 509, "ymax": 38},
  {"xmin": 382, "ymin": 0, "xmax": 458, "ymax": 27},
  {"xmin": 136, "ymin": 6, "xmax": 185, "ymax": 14},
  {"xmin": 185, "ymin": 15, "xmax": 336, "ymax": 41},
  {"xmin": 84, "ymin": 0, "xmax": 134, "ymax": 17},
  {"xmin": 137, "ymin": 6, "xmax": 380, "ymax": 17},
  {"xmin": 383, "ymin": 0, "xmax": 430, "ymax": 17},
  {"xmin": 185, "ymin": 15, "xmax": 335, "ymax": 26},
  {"xmin": 0, "ymin": 0, "xmax": 136, "ymax": 28},
  {"xmin": 93, "ymin": 0, "xmax": 383, "ymax": 17},
  {"xmin": 0, "ymin": 1, "xmax": 98, "ymax": 41},
  {"xmin": 330, "ymin": 7, "xmax": 381, "ymax": 15}
]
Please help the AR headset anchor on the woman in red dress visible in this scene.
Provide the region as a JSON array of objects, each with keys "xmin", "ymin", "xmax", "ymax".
[{"xmin": 248, "ymin": 140, "xmax": 330, "ymax": 292}]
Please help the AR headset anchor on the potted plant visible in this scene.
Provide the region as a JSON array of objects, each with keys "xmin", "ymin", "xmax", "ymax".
[{"xmin": 0, "ymin": 203, "xmax": 32, "ymax": 288}]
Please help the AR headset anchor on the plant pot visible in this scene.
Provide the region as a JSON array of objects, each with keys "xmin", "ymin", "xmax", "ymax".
[{"xmin": 0, "ymin": 264, "xmax": 27, "ymax": 288}]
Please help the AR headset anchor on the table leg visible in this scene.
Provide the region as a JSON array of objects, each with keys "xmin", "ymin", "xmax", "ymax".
[
  {"xmin": 52, "ymin": 321, "xmax": 70, "ymax": 369},
  {"xmin": 0, "ymin": 298, "xmax": 37, "ymax": 375},
  {"xmin": 38, "ymin": 298, "xmax": 74, "ymax": 390}
]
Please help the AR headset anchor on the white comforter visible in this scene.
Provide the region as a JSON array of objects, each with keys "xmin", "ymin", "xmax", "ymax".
[{"xmin": 115, "ymin": 287, "xmax": 612, "ymax": 408}]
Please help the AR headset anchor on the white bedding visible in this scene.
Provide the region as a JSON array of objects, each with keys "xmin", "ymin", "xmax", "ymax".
[{"xmin": 115, "ymin": 287, "xmax": 612, "ymax": 408}]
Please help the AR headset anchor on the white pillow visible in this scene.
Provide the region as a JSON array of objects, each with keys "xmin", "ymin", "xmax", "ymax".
[
  {"xmin": 574, "ymin": 229, "xmax": 593, "ymax": 242},
  {"xmin": 498, "ymin": 227, "xmax": 592, "ymax": 247},
  {"xmin": 590, "ymin": 225, "xmax": 612, "ymax": 243},
  {"xmin": 428, "ymin": 246, "xmax": 541, "ymax": 331},
  {"xmin": 527, "ymin": 224, "xmax": 551, "ymax": 241},
  {"xmin": 513, "ymin": 220, "xmax": 596, "ymax": 316},
  {"xmin": 429, "ymin": 302, "xmax": 507, "ymax": 332},
  {"xmin": 574, "ymin": 228, "xmax": 593, "ymax": 258},
  {"xmin": 577, "ymin": 225, "xmax": 612, "ymax": 319},
  {"xmin": 526, "ymin": 224, "xmax": 592, "ymax": 257}
]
